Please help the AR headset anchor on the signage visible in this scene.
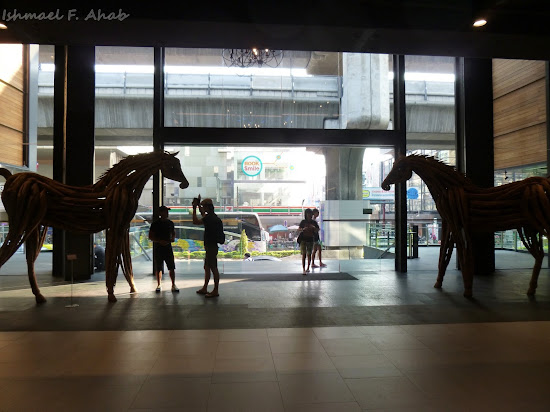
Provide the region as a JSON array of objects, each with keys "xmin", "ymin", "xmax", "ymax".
[
  {"xmin": 407, "ymin": 187, "xmax": 419, "ymax": 200},
  {"xmin": 362, "ymin": 187, "xmax": 394, "ymax": 201},
  {"xmin": 242, "ymin": 156, "xmax": 263, "ymax": 177}
]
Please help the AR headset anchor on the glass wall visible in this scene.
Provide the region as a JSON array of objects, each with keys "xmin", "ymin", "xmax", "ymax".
[
  {"xmin": 93, "ymin": 46, "xmax": 154, "ymax": 260},
  {"xmin": 36, "ymin": 45, "xmax": 54, "ymax": 179},
  {"xmin": 0, "ymin": 44, "xmax": 26, "ymax": 169},
  {"xmin": 0, "ymin": 44, "xmax": 55, "ymax": 264},
  {"xmin": 164, "ymin": 48, "xmax": 392, "ymax": 131},
  {"xmin": 156, "ymin": 144, "xmax": 388, "ymax": 263},
  {"xmin": 380, "ymin": 56, "xmax": 457, "ymax": 249}
]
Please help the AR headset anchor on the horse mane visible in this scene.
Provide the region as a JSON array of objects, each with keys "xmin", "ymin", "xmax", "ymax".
[
  {"xmin": 96, "ymin": 151, "xmax": 168, "ymax": 184},
  {"xmin": 405, "ymin": 154, "xmax": 473, "ymax": 186}
]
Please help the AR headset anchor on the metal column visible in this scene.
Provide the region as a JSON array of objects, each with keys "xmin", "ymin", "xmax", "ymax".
[{"xmin": 393, "ymin": 55, "xmax": 407, "ymax": 272}]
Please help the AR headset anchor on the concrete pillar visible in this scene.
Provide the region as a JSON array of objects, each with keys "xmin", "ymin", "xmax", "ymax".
[
  {"xmin": 341, "ymin": 53, "xmax": 390, "ymax": 130},
  {"xmin": 324, "ymin": 54, "xmax": 390, "ymax": 200},
  {"xmin": 324, "ymin": 147, "xmax": 365, "ymax": 200}
]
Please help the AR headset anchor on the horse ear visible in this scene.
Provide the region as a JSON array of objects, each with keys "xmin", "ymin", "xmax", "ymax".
[{"xmin": 172, "ymin": 151, "xmax": 179, "ymax": 156}]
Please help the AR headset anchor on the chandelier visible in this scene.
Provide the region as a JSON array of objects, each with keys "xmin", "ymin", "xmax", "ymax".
[{"xmin": 222, "ymin": 48, "xmax": 283, "ymax": 68}]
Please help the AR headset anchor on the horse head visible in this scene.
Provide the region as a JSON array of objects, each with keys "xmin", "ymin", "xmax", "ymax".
[
  {"xmin": 161, "ymin": 152, "xmax": 189, "ymax": 189},
  {"xmin": 381, "ymin": 155, "xmax": 413, "ymax": 191}
]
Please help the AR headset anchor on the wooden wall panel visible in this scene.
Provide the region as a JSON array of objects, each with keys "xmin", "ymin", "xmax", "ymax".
[
  {"xmin": 0, "ymin": 44, "xmax": 24, "ymax": 90},
  {"xmin": 0, "ymin": 82, "xmax": 24, "ymax": 132},
  {"xmin": 0, "ymin": 124, "xmax": 23, "ymax": 166},
  {"xmin": 0, "ymin": 44, "xmax": 25, "ymax": 167},
  {"xmin": 493, "ymin": 58, "xmax": 547, "ymax": 171},
  {"xmin": 493, "ymin": 78, "xmax": 546, "ymax": 137},
  {"xmin": 494, "ymin": 124, "xmax": 546, "ymax": 169},
  {"xmin": 493, "ymin": 59, "xmax": 545, "ymax": 99}
]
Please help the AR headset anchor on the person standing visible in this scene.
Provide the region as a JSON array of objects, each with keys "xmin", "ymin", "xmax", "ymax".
[
  {"xmin": 298, "ymin": 208, "xmax": 319, "ymax": 275},
  {"xmin": 93, "ymin": 242, "xmax": 105, "ymax": 272},
  {"xmin": 311, "ymin": 208, "xmax": 327, "ymax": 268},
  {"xmin": 193, "ymin": 196, "xmax": 224, "ymax": 298},
  {"xmin": 149, "ymin": 205, "xmax": 179, "ymax": 293}
]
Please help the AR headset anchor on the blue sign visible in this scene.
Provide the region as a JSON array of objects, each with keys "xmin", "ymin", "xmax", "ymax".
[{"xmin": 407, "ymin": 187, "xmax": 419, "ymax": 200}]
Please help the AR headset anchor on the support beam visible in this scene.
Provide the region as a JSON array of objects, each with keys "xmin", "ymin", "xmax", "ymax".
[
  {"xmin": 394, "ymin": 55, "xmax": 407, "ymax": 272},
  {"xmin": 546, "ymin": 62, "xmax": 550, "ymax": 268},
  {"xmin": 456, "ymin": 57, "xmax": 495, "ymax": 275},
  {"xmin": 52, "ymin": 45, "xmax": 95, "ymax": 280}
]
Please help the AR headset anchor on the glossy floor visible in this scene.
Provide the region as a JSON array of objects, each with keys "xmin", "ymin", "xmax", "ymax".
[{"xmin": 1, "ymin": 249, "xmax": 550, "ymax": 410}]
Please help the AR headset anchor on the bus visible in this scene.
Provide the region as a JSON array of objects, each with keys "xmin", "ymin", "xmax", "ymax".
[{"xmin": 136, "ymin": 210, "xmax": 269, "ymax": 253}]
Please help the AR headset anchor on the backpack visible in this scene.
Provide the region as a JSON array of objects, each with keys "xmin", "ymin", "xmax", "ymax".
[{"xmin": 216, "ymin": 219, "xmax": 225, "ymax": 244}]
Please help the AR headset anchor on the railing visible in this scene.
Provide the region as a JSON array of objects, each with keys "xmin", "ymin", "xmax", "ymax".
[
  {"xmin": 37, "ymin": 71, "xmax": 342, "ymax": 99},
  {"xmin": 494, "ymin": 230, "xmax": 548, "ymax": 252},
  {"xmin": 367, "ymin": 222, "xmax": 548, "ymax": 254}
]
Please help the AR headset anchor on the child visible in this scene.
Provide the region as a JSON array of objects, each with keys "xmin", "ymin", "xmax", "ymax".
[{"xmin": 311, "ymin": 208, "xmax": 327, "ymax": 268}]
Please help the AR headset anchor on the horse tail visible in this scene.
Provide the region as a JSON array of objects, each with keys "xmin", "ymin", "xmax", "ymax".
[{"xmin": 0, "ymin": 168, "xmax": 12, "ymax": 181}]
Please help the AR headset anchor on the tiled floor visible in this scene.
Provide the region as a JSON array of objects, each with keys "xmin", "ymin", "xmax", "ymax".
[
  {"xmin": 1, "ymin": 249, "xmax": 550, "ymax": 410},
  {"xmin": 1, "ymin": 323, "xmax": 550, "ymax": 411}
]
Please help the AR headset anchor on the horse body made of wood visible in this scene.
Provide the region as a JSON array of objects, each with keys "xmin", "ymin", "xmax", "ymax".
[
  {"xmin": 381, "ymin": 154, "xmax": 550, "ymax": 297},
  {"xmin": 0, "ymin": 151, "xmax": 189, "ymax": 303}
]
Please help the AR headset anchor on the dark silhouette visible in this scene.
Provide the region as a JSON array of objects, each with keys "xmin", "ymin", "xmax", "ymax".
[
  {"xmin": 298, "ymin": 208, "xmax": 319, "ymax": 274},
  {"xmin": 311, "ymin": 208, "xmax": 326, "ymax": 268},
  {"xmin": 193, "ymin": 196, "xmax": 224, "ymax": 298},
  {"xmin": 93, "ymin": 243, "xmax": 105, "ymax": 272},
  {"xmin": 149, "ymin": 206, "xmax": 179, "ymax": 293}
]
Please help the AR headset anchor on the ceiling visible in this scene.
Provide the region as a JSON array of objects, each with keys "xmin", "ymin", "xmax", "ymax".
[{"xmin": 1, "ymin": 1, "xmax": 550, "ymax": 60}]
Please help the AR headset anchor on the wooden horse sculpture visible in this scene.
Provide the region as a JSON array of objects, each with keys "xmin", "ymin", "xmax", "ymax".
[
  {"xmin": 381, "ymin": 154, "xmax": 550, "ymax": 297},
  {"xmin": 0, "ymin": 151, "xmax": 189, "ymax": 303}
]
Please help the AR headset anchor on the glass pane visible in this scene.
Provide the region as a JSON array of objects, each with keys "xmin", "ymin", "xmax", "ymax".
[
  {"xmin": 404, "ymin": 56, "xmax": 456, "ymax": 251},
  {"xmin": 1, "ymin": 45, "xmax": 54, "ymax": 267},
  {"xmin": 164, "ymin": 48, "xmax": 393, "ymax": 130},
  {"xmin": 93, "ymin": 46, "xmax": 154, "ymax": 263},
  {"xmin": 0, "ymin": 44, "xmax": 25, "ymax": 168},
  {"xmin": 141, "ymin": 145, "xmax": 393, "ymax": 271}
]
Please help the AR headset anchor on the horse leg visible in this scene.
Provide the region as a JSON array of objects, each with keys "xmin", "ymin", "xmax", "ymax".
[
  {"xmin": 453, "ymin": 234, "xmax": 474, "ymax": 298},
  {"xmin": 526, "ymin": 233, "xmax": 544, "ymax": 296},
  {"xmin": 435, "ymin": 221, "xmax": 453, "ymax": 289},
  {"xmin": 0, "ymin": 229, "xmax": 25, "ymax": 268},
  {"xmin": 460, "ymin": 242, "xmax": 475, "ymax": 298},
  {"xmin": 25, "ymin": 227, "xmax": 47, "ymax": 304},
  {"xmin": 105, "ymin": 231, "xmax": 119, "ymax": 302},
  {"xmin": 120, "ymin": 231, "xmax": 137, "ymax": 293}
]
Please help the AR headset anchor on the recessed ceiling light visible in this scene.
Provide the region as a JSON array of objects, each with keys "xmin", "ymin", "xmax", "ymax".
[
  {"xmin": 0, "ymin": 23, "xmax": 7, "ymax": 30},
  {"xmin": 473, "ymin": 19, "xmax": 487, "ymax": 27}
]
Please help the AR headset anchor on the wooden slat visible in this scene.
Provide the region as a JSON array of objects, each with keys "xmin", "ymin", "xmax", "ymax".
[
  {"xmin": 493, "ymin": 59, "xmax": 545, "ymax": 99},
  {"xmin": 494, "ymin": 123, "xmax": 546, "ymax": 169},
  {"xmin": 0, "ymin": 44, "xmax": 24, "ymax": 90},
  {"xmin": 0, "ymin": 81, "xmax": 23, "ymax": 132},
  {"xmin": 493, "ymin": 78, "xmax": 546, "ymax": 137},
  {"xmin": 0, "ymin": 124, "xmax": 23, "ymax": 166}
]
